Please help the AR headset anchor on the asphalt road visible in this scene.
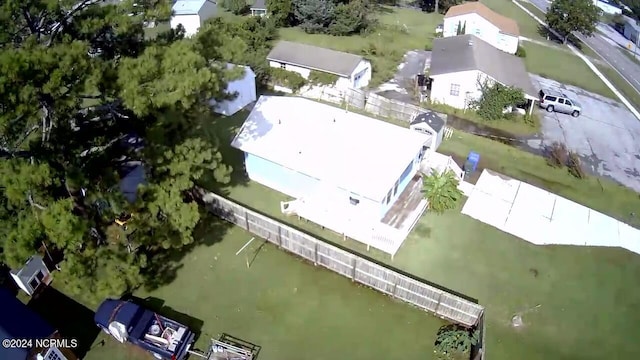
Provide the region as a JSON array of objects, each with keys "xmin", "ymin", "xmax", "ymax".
[{"xmin": 526, "ymin": 0, "xmax": 640, "ymax": 95}]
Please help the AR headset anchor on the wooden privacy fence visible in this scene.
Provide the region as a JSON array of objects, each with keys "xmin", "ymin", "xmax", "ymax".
[{"xmin": 204, "ymin": 192, "xmax": 484, "ymax": 327}]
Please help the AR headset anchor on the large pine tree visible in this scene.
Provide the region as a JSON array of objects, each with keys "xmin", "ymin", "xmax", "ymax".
[{"xmin": 0, "ymin": 0, "xmax": 260, "ymax": 302}]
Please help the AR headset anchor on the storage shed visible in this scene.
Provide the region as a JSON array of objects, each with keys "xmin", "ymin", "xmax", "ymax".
[
  {"xmin": 170, "ymin": 0, "xmax": 218, "ymax": 37},
  {"xmin": 410, "ymin": 111, "xmax": 447, "ymax": 151},
  {"xmin": 211, "ymin": 65, "xmax": 257, "ymax": 116},
  {"xmin": 9, "ymin": 255, "xmax": 52, "ymax": 297}
]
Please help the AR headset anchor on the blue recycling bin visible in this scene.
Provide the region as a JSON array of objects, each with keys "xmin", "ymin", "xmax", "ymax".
[{"xmin": 464, "ymin": 151, "xmax": 480, "ymax": 173}]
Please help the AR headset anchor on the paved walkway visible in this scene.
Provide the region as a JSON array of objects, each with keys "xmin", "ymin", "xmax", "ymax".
[
  {"xmin": 461, "ymin": 170, "xmax": 640, "ymax": 254},
  {"xmin": 512, "ymin": 0, "xmax": 640, "ymax": 121}
]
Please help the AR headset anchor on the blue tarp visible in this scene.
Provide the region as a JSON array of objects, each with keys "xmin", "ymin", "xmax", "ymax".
[
  {"xmin": 119, "ymin": 165, "xmax": 147, "ymax": 203},
  {"xmin": 0, "ymin": 288, "xmax": 54, "ymax": 360}
]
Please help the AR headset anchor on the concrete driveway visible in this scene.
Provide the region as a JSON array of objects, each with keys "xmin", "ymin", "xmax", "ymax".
[
  {"xmin": 528, "ymin": 74, "xmax": 640, "ymax": 192},
  {"xmin": 375, "ymin": 50, "xmax": 431, "ymax": 104}
]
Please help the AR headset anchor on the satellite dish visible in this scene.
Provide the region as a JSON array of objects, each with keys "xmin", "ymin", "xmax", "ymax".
[{"xmin": 108, "ymin": 321, "xmax": 128, "ymax": 343}]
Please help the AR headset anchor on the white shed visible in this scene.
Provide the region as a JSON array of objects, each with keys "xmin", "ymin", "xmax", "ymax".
[
  {"xmin": 210, "ymin": 65, "xmax": 257, "ymax": 116},
  {"xmin": 410, "ymin": 111, "xmax": 447, "ymax": 151},
  {"xmin": 171, "ymin": 0, "xmax": 218, "ymax": 37},
  {"xmin": 9, "ymin": 255, "xmax": 53, "ymax": 297}
]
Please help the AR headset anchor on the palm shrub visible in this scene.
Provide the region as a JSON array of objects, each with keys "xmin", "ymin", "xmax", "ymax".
[
  {"xmin": 422, "ymin": 170, "xmax": 463, "ymax": 214},
  {"xmin": 434, "ymin": 324, "xmax": 480, "ymax": 360}
]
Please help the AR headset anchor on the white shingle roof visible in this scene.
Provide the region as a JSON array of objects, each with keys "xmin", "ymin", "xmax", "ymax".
[{"xmin": 231, "ymin": 96, "xmax": 430, "ymax": 201}]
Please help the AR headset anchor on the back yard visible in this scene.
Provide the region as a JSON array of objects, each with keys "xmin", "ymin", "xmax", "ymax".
[
  {"xmin": 81, "ymin": 224, "xmax": 444, "ymax": 360},
  {"xmin": 192, "ymin": 106, "xmax": 640, "ymax": 360}
]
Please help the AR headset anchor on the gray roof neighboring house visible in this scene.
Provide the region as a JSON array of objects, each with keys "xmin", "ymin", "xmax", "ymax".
[
  {"xmin": 251, "ymin": 0, "xmax": 266, "ymax": 10},
  {"xmin": 267, "ymin": 41, "xmax": 366, "ymax": 77},
  {"xmin": 429, "ymin": 34, "xmax": 537, "ymax": 98}
]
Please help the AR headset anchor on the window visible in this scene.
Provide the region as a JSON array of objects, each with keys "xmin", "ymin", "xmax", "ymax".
[
  {"xmin": 385, "ymin": 190, "xmax": 392, "ymax": 205},
  {"xmin": 565, "ymin": 100, "xmax": 572, "ymax": 106},
  {"xmin": 280, "ymin": 63, "xmax": 286, "ymax": 69},
  {"xmin": 393, "ymin": 181, "xmax": 399, "ymax": 196},
  {"xmin": 44, "ymin": 347, "xmax": 65, "ymax": 360},
  {"xmin": 449, "ymin": 84, "xmax": 460, "ymax": 96},
  {"xmin": 349, "ymin": 196, "xmax": 360, "ymax": 205},
  {"xmin": 557, "ymin": 99, "xmax": 565, "ymax": 104},
  {"xmin": 36, "ymin": 270, "xmax": 45, "ymax": 281},
  {"xmin": 546, "ymin": 96, "xmax": 557, "ymax": 102},
  {"xmin": 29, "ymin": 277, "xmax": 39, "ymax": 290}
]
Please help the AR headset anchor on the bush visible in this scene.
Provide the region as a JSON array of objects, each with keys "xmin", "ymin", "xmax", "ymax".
[
  {"xmin": 567, "ymin": 151, "xmax": 586, "ymax": 179},
  {"xmin": 434, "ymin": 324, "xmax": 480, "ymax": 360},
  {"xmin": 546, "ymin": 142, "xmax": 568, "ymax": 167},
  {"xmin": 269, "ymin": 68, "xmax": 306, "ymax": 91},
  {"xmin": 515, "ymin": 45, "xmax": 526, "ymax": 58},
  {"xmin": 308, "ymin": 70, "xmax": 338, "ymax": 86}
]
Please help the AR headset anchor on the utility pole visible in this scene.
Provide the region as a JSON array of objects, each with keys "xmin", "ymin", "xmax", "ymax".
[{"xmin": 435, "ymin": 0, "xmax": 439, "ymax": 14}]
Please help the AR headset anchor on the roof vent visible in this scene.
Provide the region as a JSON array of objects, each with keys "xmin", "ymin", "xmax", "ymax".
[
  {"xmin": 468, "ymin": 40, "xmax": 473, "ymax": 46},
  {"xmin": 278, "ymin": 119, "xmax": 281, "ymax": 124}
]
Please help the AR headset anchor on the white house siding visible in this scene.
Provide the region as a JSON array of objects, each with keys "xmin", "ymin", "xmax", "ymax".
[
  {"xmin": 269, "ymin": 59, "xmax": 371, "ymax": 91},
  {"xmin": 443, "ymin": 13, "xmax": 518, "ymax": 54},
  {"xmin": 595, "ymin": 1, "xmax": 622, "ymax": 15},
  {"xmin": 270, "ymin": 61, "xmax": 311, "ymax": 79},
  {"xmin": 430, "ymin": 70, "xmax": 487, "ymax": 109},
  {"xmin": 245, "ymin": 152, "xmax": 381, "ymax": 220},
  {"xmin": 171, "ymin": 14, "xmax": 201, "ymax": 37}
]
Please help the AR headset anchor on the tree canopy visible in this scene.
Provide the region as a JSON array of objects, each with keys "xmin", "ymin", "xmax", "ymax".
[
  {"xmin": 288, "ymin": 0, "xmax": 373, "ymax": 35},
  {"xmin": 0, "ymin": 0, "xmax": 275, "ymax": 302},
  {"xmin": 546, "ymin": 0, "xmax": 601, "ymax": 43}
]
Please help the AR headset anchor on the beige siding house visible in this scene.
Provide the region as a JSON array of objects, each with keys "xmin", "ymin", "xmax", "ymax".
[{"xmin": 443, "ymin": 2, "xmax": 520, "ymax": 55}]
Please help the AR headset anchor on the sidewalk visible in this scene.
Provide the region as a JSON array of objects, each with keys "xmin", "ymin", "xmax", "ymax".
[{"xmin": 512, "ymin": 0, "xmax": 640, "ymax": 121}]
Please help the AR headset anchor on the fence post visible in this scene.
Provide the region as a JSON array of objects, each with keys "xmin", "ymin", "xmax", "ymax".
[
  {"xmin": 351, "ymin": 257, "xmax": 357, "ymax": 281},
  {"xmin": 313, "ymin": 242, "xmax": 318, "ymax": 266},
  {"xmin": 434, "ymin": 292, "xmax": 444, "ymax": 315},
  {"xmin": 392, "ymin": 282, "xmax": 398, "ymax": 298},
  {"xmin": 244, "ymin": 210, "xmax": 250, "ymax": 231},
  {"xmin": 277, "ymin": 225, "xmax": 282, "ymax": 248}
]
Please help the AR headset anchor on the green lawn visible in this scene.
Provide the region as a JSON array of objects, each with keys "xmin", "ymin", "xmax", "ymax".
[
  {"xmin": 81, "ymin": 224, "xmax": 444, "ymax": 360},
  {"xmin": 186, "ymin": 104, "xmax": 640, "ymax": 360},
  {"xmin": 279, "ymin": 6, "xmax": 442, "ymax": 87},
  {"xmin": 481, "ymin": 0, "xmax": 549, "ymax": 42},
  {"xmin": 521, "ymin": 41, "xmax": 616, "ymax": 98},
  {"xmin": 596, "ymin": 64, "xmax": 640, "ymax": 114}
]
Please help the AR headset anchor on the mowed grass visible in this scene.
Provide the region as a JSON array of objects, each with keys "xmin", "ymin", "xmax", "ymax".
[
  {"xmin": 193, "ymin": 105, "xmax": 640, "ymax": 360},
  {"xmin": 279, "ymin": 6, "xmax": 442, "ymax": 86},
  {"xmin": 521, "ymin": 41, "xmax": 616, "ymax": 98},
  {"xmin": 481, "ymin": 0, "xmax": 549, "ymax": 42},
  {"xmin": 83, "ymin": 225, "xmax": 444, "ymax": 360}
]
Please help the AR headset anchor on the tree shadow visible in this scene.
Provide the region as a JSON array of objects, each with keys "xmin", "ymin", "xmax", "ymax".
[
  {"xmin": 536, "ymin": 24, "xmax": 563, "ymax": 44},
  {"xmin": 140, "ymin": 211, "xmax": 233, "ymax": 291},
  {"xmin": 121, "ymin": 295, "xmax": 204, "ymax": 343},
  {"xmin": 27, "ymin": 286, "xmax": 100, "ymax": 359},
  {"xmin": 0, "ymin": 263, "xmax": 19, "ymax": 295}
]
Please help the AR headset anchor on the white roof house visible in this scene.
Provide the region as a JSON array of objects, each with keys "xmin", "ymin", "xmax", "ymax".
[
  {"xmin": 210, "ymin": 64, "xmax": 257, "ymax": 116},
  {"xmin": 171, "ymin": 0, "xmax": 218, "ymax": 37},
  {"xmin": 232, "ymin": 96, "xmax": 430, "ymax": 202}
]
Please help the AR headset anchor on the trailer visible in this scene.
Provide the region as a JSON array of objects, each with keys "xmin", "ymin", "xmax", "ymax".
[
  {"xmin": 188, "ymin": 334, "xmax": 258, "ymax": 360},
  {"xmin": 95, "ymin": 299, "xmax": 195, "ymax": 360}
]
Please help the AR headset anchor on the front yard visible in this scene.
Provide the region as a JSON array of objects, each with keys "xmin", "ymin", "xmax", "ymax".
[{"xmin": 190, "ymin": 105, "xmax": 640, "ymax": 360}]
